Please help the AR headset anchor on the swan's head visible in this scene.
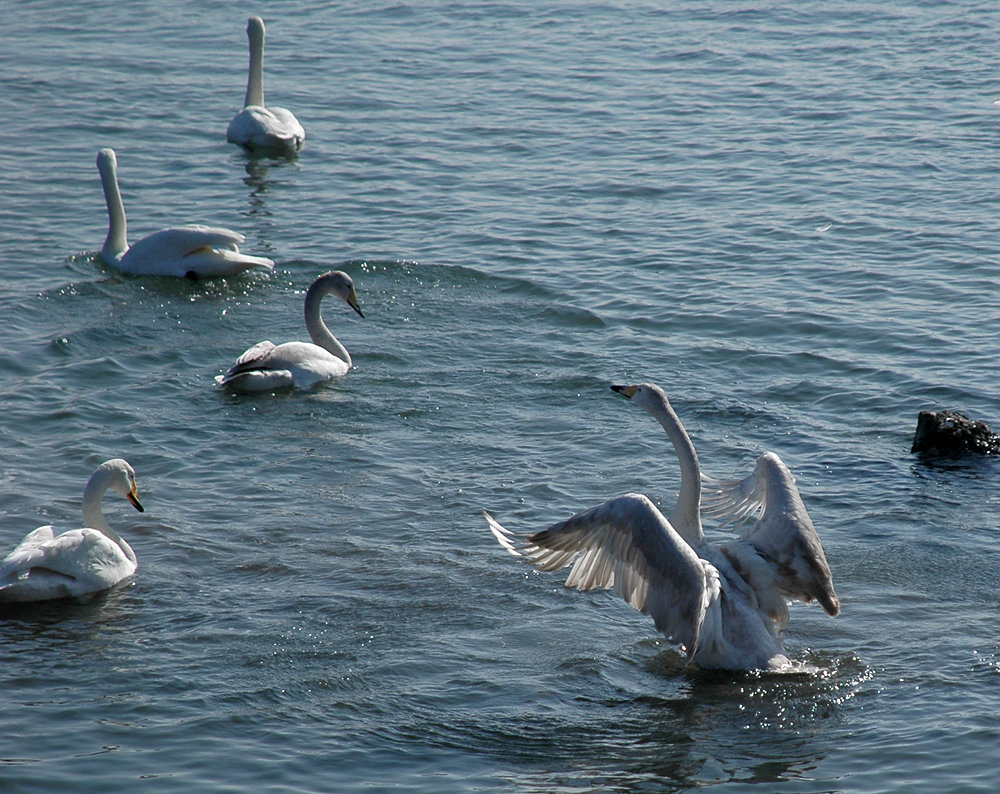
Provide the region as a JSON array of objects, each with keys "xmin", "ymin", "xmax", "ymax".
[
  {"xmin": 248, "ymin": 16, "xmax": 265, "ymax": 45},
  {"xmin": 311, "ymin": 270, "xmax": 364, "ymax": 318},
  {"xmin": 97, "ymin": 458, "xmax": 144, "ymax": 513},
  {"xmin": 96, "ymin": 148, "xmax": 118, "ymax": 180},
  {"xmin": 611, "ymin": 382, "xmax": 671, "ymax": 414}
]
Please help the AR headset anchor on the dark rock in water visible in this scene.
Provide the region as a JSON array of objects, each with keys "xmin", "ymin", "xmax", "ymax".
[{"xmin": 911, "ymin": 410, "xmax": 1000, "ymax": 456}]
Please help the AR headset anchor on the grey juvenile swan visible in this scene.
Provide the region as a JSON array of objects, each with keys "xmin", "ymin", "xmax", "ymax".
[{"xmin": 216, "ymin": 271, "xmax": 364, "ymax": 391}]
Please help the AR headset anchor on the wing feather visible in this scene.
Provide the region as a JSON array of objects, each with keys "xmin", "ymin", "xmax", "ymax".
[
  {"xmin": 703, "ymin": 452, "xmax": 839, "ymax": 616},
  {"xmin": 485, "ymin": 494, "xmax": 721, "ymax": 654},
  {"xmin": 2, "ymin": 529, "xmax": 114, "ymax": 583},
  {"xmin": 122, "ymin": 226, "xmax": 243, "ymax": 261},
  {"xmin": 117, "ymin": 226, "xmax": 274, "ymax": 277},
  {"xmin": 231, "ymin": 341, "xmax": 278, "ymax": 371}
]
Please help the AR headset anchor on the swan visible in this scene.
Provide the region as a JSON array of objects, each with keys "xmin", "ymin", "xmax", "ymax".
[
  {"xmin": 0, "ymin": 459, "xmax": 144, "ymax": 603},
  {"xmin": 484, "ymin": 382, "xmax": 839, "ymax": 671},
  {"xmin": 227, "ymin": 16, "xmax": 305, "ymax": 152},
  {"xmin": 97, "ymin": 148, "xmax": 275, "ymax": 279},
  {"xmin": 216, "ymin": 270, "xmax": 364, "ymax": 391}
]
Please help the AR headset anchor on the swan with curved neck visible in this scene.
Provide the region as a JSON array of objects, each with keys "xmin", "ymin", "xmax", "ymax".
[
  {"xmin": 97, "ymin": 148, "xmax": 275, "ymax": 278},
  {"xmin": 614, "ymin": 383, "xmax": 839, "ymax": 621},
  {"xmin": 611, "ymin": 382, "xmax": 704, "ymax": 547},
  {"xmin": 227, "ymin": 16, "xmax": 305, "ymax": 152},
  {"xmin": 0, "ymin": 459, "xmax": 145, "ymax": 603},
  {"xmin": 216, "ymin": 270, "xmax": 364, "ymax": 391},
  {"xmin": 484, "ymin": 382, "xmax": 839, "ymax": 671}
]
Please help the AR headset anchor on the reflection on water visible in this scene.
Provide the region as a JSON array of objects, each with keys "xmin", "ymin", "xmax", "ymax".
[
  {"xmin": 0, "ymin": 582, "xmax": 135, "ymax": 631},
  {"xmin": 234, "ymin": 150, "xmax": 303, "ymax": 257},
  {"xmin": 367, "ymin": 645, "xmax": 874, "ymax": 793}
]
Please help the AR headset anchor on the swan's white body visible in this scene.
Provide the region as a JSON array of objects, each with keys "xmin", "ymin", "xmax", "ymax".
[
  {"xmin": 0, "ymin": 459, "xmax": 145, "ymax": 603},
  {"xmin": 485, "ymin": 382, "xmax": 839, "ymax": 672},
  {"xmin": 216, "ymin": 270, "xmax": 364, "ymax": 391},
  {"xmin": 97, "ymin": 148, "xmax": 274, "ymax": 278},
  {"xmin": 227, "ymin": 17, "xmax": 305, "ymax": 152}
]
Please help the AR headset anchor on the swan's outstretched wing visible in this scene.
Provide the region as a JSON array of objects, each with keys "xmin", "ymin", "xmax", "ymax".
[
  {"xmin": 485, "ymin": 493, "xmax": 721, "ymax": 656},
  {"xmin": 702, "ymin": 452, "xmax": 839, "ymax": 616}
]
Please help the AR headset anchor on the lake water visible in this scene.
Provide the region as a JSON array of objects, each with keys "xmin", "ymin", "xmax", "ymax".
[{"xmin": 2, "ymin": 1, "xmax": 1000, "ymax": 791}]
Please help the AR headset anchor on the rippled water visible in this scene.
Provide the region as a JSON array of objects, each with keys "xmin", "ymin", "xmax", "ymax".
[{"xmin": 2, "ymin": 1, "xmax": 1000, "ymax": 791}]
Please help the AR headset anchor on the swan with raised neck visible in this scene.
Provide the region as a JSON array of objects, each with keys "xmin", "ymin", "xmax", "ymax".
[
  {"xmin": 227, "ymin": 17, "xmax": 305, "ymax": 151},
  {"xmin": 482, "ymin": 381, "xmax": 839, "ymax": 671},
  {"xmin": 96, "ymin": 148, "xmax": 274, "ymax": 278}
]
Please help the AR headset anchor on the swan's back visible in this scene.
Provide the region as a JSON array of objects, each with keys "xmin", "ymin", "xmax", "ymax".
[
  {"xmin": 116, "ymin": 225, "xmax": 274, "ymax": 278},
  {"xmin": 0, "ymin": 527, "xmax": 136, "ymax": 602},
  {"xmin": 227, "ymin": 106, "xmax": 305, "ymax": 151},
  {"xmin": 216, "ymin": 340, "xmax": 349, "ymax": 391}
]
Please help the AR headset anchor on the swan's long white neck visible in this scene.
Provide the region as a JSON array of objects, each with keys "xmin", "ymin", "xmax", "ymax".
[
  {"xmin": 81, "ymin": 468, "xmax": 137, "ymax": 566},
  {"xmin": 97, "ymin": 149, "xmax": 128, "ymax": 263},
  {"xmin": 647, "ymin": 392, "xmax": 703, "ymax": 542},
  {"xmin": 244, "ymin": 17, "xmax": 266, "ymax": 108},
  {"xmin": 305, "ymin": 284, "xmax": 352, "ymax": 366}
]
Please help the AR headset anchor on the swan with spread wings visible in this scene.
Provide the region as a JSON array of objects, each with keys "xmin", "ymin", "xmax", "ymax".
[{"xmin": 484, "ymin": 382, "xmax": 839, "ymax": 671}]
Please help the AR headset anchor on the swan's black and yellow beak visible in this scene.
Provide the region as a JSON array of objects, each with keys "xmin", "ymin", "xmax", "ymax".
[
  {"xmin": 348, "ymin": 289, "xmax": 364, "ymax": 319},
  {"xmin": 611, "ymin": 384, "xmax": 638, "ymax": 399},
  {"xmin": 127, "ymin": 485, "xmax": 145, "ymax": 513}
]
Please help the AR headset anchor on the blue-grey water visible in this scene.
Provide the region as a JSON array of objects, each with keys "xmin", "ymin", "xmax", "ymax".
[{"xmin": 2, "ymin": 1, "xmax": 1000, "ymax": 791}]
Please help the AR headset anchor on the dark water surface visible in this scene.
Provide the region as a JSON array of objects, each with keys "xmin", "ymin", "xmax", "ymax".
[{"xmin": 2, "ymin": 2, "xmax": 1000, "ymax": 791}]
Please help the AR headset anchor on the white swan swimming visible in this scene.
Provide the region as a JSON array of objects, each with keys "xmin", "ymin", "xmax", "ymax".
[
  {"xmin": 216, "ymin": 270, "xmax": 364, "ymax": 391},
  {"xmin": 97, "ymin": 148, "xmax": 275, "ymax": 279},
  {"xmin": 0, "ymin": 459, "xmax": 144, "ymax": 603},
  {"xmin": 227, "ymin": 16, "xmax": 305, "ymax": 152},
  {"xmin": 485, "ymin": 382, "xmax": 839, "ymax": 671}
]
